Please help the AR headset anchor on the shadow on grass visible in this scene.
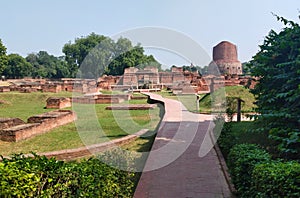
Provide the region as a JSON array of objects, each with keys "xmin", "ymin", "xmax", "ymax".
[{"xmin": 105, "ymin": 134, "xmax": 127, "ymax": 138}]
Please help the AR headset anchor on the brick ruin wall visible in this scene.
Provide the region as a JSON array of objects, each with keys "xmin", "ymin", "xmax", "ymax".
[
  {"xmin": 72, "ymin": 97, "xmax": 124, "ymax": 104},
  {"xmin": 0, "ymin": 87, "xmax": 10, "ymax": 92},
  {"xmin": 0, "ymin": 118, "xmax": 25, "ymax": 130},
  {"xmin": 71, "ymin": 94, "xmax": 130, "ymax": 104},
  {"xmin": 46, "ymin": 97, "xmax": 72, "ymax": 109},
  {"xmin": 0, "ymin": 79, "xmax": 100, "ymax": 94},
  {"xmin": 0, "ymin": 110, "xmax": 76, "ymax": 142}
]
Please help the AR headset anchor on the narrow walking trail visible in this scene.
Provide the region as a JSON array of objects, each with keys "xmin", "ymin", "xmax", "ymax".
[{"xmin": 134, "ymin": 93, "xmax": 232, "ymax": 198}]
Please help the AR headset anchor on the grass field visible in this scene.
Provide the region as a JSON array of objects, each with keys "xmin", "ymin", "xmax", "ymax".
[
  {"xmin": 0, "ymin": 92, "xmax": 163, "ymax": 156},
  {"xmin": 158, "ymin": 86, "xmax": 256, "ymax": 113},
  {"xmin": 0, "ymin": 91, "xmax": 72, "ymax": 121}
]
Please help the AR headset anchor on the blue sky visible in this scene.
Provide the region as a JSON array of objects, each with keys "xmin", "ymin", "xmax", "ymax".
[{"xmin": 1, "ymin": 0, "xmax": 299, "ymax": 67}]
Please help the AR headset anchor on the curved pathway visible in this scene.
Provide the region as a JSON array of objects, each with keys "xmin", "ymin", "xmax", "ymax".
[{"xmin": 134, "ymin": 93, "xmax": 232, "ymax": 198}]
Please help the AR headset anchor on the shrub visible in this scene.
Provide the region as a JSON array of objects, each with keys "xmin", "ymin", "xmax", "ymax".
[
  {"xmin": 0, "ymin": 160, "xmax": 40, "ymax": 197},
  {"xmin": 252, "ymin": 161, "xmax": 300, "ymax": 198},
  {"xmin": 226, "ymin": 97, "xmax": 237, "ymax": 122},
  {"xmin": 0, "ymin": 153, "xmax": 135, "ymax": 197},
  {"xmin": 217, "ymin": 122, "xmax": 236, "ymax": 159},
  {"xmin": 227, "ymin": 144, "xmax": 271, "ymax": 197}
]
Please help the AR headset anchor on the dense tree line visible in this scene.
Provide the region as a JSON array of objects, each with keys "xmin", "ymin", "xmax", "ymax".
[
  {"xmin": 0, "ymin": 39, "xmax": 8, "ymax": 76},
  {"xmin": 0, "ymin": 33, "xmax": 161, "ymax": 79},
  {"xmin": 63, "ymin": 33, "xmax": 160, "ymax": 78},
  {"xmin": 250, "ymin": 15, "xmax": 300, "ymax": 158}
]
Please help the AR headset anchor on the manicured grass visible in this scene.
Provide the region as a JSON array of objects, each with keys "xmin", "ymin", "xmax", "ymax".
[
  {"xmin": 0, "ymin": 92, "xmax": 163, "ymax": 156},
  {"xmin": 200, "ymin": 86, "xmax": 256, "ymax": 113},
  {"xmin": 156, "ymin": 90, "xmax": 201, "ymax": 112},
  {"xmin": 0, "ymin": 122, "xmax": 82, "ymax": 155},
  {"xmin": 156, "ymin": 86, "xmax": 256, "ymax": 113},
  {"xmin": 75, "ymin": 101, "xmax": 162, "ymax": 145},
  {"xmin": 100, "ymin": 90, "xmax": 125, "ymax": 94},
  {"xmin": 224, "ymin": 86, "xmax": 256, "ymax": 112},
  {"xmin": 0, "ymin": 91, "xmax": 72, "ymax": 121}
]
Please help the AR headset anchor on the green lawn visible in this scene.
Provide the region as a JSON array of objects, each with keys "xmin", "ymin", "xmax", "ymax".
[
  {"xmin": 0, "ymin": 91, "xmax": 72, "ymax": 121},
  {"xmin": 199, "ymin": 86, "xmax": 256, "ymax": 113},
  {"xmin": 157, "ymin": 86, "xmax": 256, "ymax": 113},
  {"xmin": 156, "ymin": 90, "xmax": 201, "ymax": 112},
  {"xmin": 0, "ymin": 92, "xmax": 162, "ymax": 156}
]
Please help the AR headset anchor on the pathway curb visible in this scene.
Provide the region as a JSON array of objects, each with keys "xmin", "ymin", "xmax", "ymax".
[{"xmin": 1, "ymin": 129, "xmax": 148, "ymax": 161}]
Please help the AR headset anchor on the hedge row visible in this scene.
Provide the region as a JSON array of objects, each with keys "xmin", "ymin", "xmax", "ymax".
[
  {"xmin": 227, "ymin": 143, "xmax": 300, "ymax": 197},
  {"xmin": 0, "ymin": 151, "xmax": 135, "ymax": 197},
  {"xmin": 252, "ymin": 161, "xmax": 300, "ymax": 197}
]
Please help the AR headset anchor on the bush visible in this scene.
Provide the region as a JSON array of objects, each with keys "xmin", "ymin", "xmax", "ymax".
[
  {"xmin": 252, "ymin": 161, "xmax": 300, "ymax": 198},
  {"xmin": 227, "ymin": 144, "xmax": 271, "ymax": 197},
  {"xmin": 0, "ymin": 153, "xmax": 135, "ymax": 197},
  {"xmin": 217, "ymin": 122, "xmax": 236, "ymax": 159}
]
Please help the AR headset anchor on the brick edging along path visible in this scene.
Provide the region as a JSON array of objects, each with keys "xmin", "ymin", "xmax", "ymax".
[
  {"xmin": 134, "ymin": 93, "xmax": 233, "ymax": 198},
  {"xmin": 1, "ymin": 129, "xmax": 148, "ymax": 161}
]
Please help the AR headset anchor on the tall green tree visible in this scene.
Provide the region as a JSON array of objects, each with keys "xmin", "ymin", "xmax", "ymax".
[
  {"xmin": 63, "ymin": 33, "xmax": 108, "ymax": 77},
  {"xmin": 26, "ymin": 51, "xmax": 70, "ymax": 78},
  {"xmin": 63, "ymin": 33, "xmax": 160, "ymax": 78},
  {"xmin": 250, "ymin": 15, "xmax": 300, "ymax": 158},
  {"xmin": 107, "ymin": 45, "xmax": 161, "ymax": 76},
  {"xmin": 4, "ymin": 54, "xmax": 32, "ymax": 78},
  {"xmin": 0, "ymin": 39, "xmax": 8, "ymax": 75}
]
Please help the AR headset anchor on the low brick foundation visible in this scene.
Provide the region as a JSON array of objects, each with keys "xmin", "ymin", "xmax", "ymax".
[
  {"xmin": 130, "ymin": 95, "xmax": 148, "ymax": 100},
  {"xmin": 46, "ymin": 97, "xmax": 71, "ymax": 109},
  {"xmin": 0, "ymin": 86, "xmax": 10, "ymax": 92},
  {"xmin": 106, "ymin": 104, "xmax": 157, "ymax": 110},
  {"xmin": 0, "ymin": 118, "xmax": 25, "ymax": 130},
  {"xmin": 72, "ymin": 94, "xmax": 130, "ymax": 104},
  {"xmin": 39, "ymin": 129, "xmax": 148, "ymax": 161},
  {"xmin": 100, "ymin": 94, "xmax": 131, "ymax": 101},
  {"xmin": 0, "ymin": 129, "xmax": 149, "ymax": 161},
  {"xmin": 72, "ymin": 97, "xmax": 123, "ymax": 104},
  {"xmin": 0, "ymin": 123, "xmax": 40, "ymax": 142},
  {"xmin": 0, "ymin": 110, "xmax": 76, "ymax": 142}
]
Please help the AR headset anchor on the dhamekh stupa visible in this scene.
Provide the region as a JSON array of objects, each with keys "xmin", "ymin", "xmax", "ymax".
[{"xmin": 210, "ymin": 41, "xmax": 243, "ymax": 75}]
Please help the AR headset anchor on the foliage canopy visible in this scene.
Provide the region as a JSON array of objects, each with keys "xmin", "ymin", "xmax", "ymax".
[
  {"xmin": 63, "ymin": 33, "xmax": 160, "ymax": 78},
  {"xmin": 250, "ymin": 15, "xmax": 300, "ymax": 158},
  {"xmin": 0, "ymin": 39, "xmax": 8, "ymax": 75}
]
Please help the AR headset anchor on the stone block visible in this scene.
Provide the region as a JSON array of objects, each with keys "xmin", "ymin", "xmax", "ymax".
[{"xmin": 46, "ymin": 97, "xmax": 71, "ymax": 109}]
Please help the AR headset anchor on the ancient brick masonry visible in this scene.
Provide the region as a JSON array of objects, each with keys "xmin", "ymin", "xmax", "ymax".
[
  {"xmin": 72, "ymin": 94, "xmax": 130, "ymax": 104},
  {"xmin": 0, "ymin": 86, "xmax": 10, "ymax": 92},
  {"xmin": 123, "ymin": 66, "xmax": 160, "ymax": 88},
  {"xmin": 46, "ymin": 97, "xmax": 71, "ymax": 109},
  {"xmin": 0, "ymin": 110, "xmax": 76, "ymax": 142},
  {"xmin": 0, "ymin": 118, "xmax": 25, "ymax": 130},
  {"xmin": 210, "ymin": 41, "xmax": 243, "ymax": 75}
]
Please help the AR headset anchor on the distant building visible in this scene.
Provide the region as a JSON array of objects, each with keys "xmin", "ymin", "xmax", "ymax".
[
  {"xmin": 209, "ymin": 41, "xmax": 243, "ymax": 75},
  {"xmin": 123, "ymin": 66, "xmax": 160, "ymax": 88},
  {"xmin": 121, "ymin": 66, "xmax": 200, "ymax": 88}
]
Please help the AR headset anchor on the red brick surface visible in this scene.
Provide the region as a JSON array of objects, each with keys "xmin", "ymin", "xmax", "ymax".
[
  {"xmin": 134, "ymin": 93, "xmax": 232, "ymax": 197},
  {"xmin": 0, "ymin": 110, "xmax": 76, "ymax": 142}
]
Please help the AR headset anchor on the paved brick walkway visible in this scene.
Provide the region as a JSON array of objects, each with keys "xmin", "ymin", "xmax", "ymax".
[{"xmin": 134, "ymin": 93, "xmax": 232, "ymax": 198}]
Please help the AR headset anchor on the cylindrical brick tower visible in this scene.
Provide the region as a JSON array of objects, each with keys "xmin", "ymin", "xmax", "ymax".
[
  {"xmin": 213, "ymin": 41, "xmax": 238, "ymax": 62},
  {"xmin": 210, "ymin": 41, "xmax": 242, "ymax": 75}
]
